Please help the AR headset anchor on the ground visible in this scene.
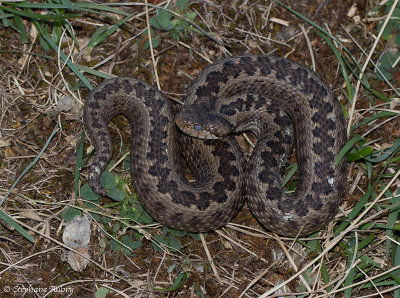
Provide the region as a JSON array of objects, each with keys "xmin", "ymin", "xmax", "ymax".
[{"xmin": 0, "ymin": 0, "xmax": 399, "ymax": 297}]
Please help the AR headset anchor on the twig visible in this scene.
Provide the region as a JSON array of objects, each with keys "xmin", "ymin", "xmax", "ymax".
[
  {"xmin": 144, "ymin": 0, "xmax": 160, "ymax": 90},
  {"xmin": 299, "ymin": 24, "xmax": 315, "ymax": 71},
  {"xmin": 200, "ymin": 233, "xmax": 222, "ymax": 283}
]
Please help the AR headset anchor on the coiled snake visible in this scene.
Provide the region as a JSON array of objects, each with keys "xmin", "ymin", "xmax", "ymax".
[{"xmin": 83, "ymin": 55, "xmax": 347, "ymax": 237}]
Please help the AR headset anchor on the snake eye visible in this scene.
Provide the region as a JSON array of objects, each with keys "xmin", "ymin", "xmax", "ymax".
[{"xmin": 194, "ymin": 125, "xmax": 202, "ymax": 130}]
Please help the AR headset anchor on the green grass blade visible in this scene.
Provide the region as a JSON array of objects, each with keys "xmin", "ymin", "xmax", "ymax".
[
  {"xmin": 0, "ymin": 7, "xmax": 13, "ymax": 24},
  {"xmin": 282, "ymin": 163, "xmax": 298, "ymax": 187},
  {"xmin": 75, "ymin": 64, "xmax": 114, "ymax": 79},
  {"xmin": 153, "ymin": 271, "xmax": 189, "ymax": 292},
  {"xmin": 347, "ymin": 146, "xmax": 373, "ymax": 162},
  {"xmin": 75, "ymin": 133, "xmax": 85, "ymax": 203},
  {"xmin": 0, "ymin": 5, "xmax": 80, "ymax": 21},
  {"xmin": 365, "ymin": 138, "xmax": 400, "ymax": 163},
  {"xmin": 13, "ymin": 14, "xmax": 28, "ymax": 43},
  {"xmin": 363, "ymin": 84, "xmax": 393, "ymax": 102},
  {"xmin": 335, "ymin": 181, "xmax": 377, "ymax": 235},
  {"xmin": 0, "ymin": 49, "xmax": 55, "ymax": 60},
  {"xmin": 7, "ymin": 1, "xmax": 134, "ymax": 16},
  {"xmin": 32, "ymin": 18, "xmax": 92, "ymax": 89},
  {"xmin": 358, "ymin": 234, "xmax": 375, "ymax": 250},
  {"xmin": 335, "ymin": 135, "xmax": 364, "ymax": 167},
  {"xmin": 0, "ymin": 124, "xmax": 59, "ymax": 206},
  {"xmin": 274, "ymin": 0, "xmax": 329, "ymax": 36},
  {"xmin": 0, "ymin": 208, "xmax": 34, "ymax": 243},
  {"xmin": 88, "ymin": 13, "xmax": 134, "ymax": 48},
  {"xmin": 318, "ymin": 31, "xmax": 353, "ymax": 101},
  {"xmin": 351, "ymin": 111, "xmax": 398, "ymax": 132}
]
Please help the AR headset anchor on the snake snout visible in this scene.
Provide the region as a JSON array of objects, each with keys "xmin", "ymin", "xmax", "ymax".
[{"xmin": 176, "ymin": 107, "xmax": 234, "ymax": 139}]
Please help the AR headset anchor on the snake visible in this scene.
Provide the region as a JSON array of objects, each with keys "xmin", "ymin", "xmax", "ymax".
[{"xmin": 83, "ymin": 55, "xmax": 347, "ymax": 237}]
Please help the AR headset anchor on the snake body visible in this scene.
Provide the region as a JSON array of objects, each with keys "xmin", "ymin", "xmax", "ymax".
[{"xmin": 83, "ymin": 55, "xmax": 347, "ymax": 236}]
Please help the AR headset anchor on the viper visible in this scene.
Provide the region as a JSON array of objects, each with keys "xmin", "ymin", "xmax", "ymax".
[{"xmin": 83, "ymin": 55, "xmax": 347, "ymax": 237}]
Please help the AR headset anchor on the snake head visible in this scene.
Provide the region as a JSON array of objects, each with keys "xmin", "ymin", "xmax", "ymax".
[{"xmin": 176, "ymin": 104, "xmax": 234, "ymax": 139}]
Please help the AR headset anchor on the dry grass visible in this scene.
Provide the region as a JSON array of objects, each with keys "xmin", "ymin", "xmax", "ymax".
[{"xmin": 0, "ymin": 0, "xmax": 399, "ymax": 297}]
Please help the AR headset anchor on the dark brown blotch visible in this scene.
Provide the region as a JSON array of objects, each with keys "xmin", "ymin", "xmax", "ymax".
[
  {"xmin": 260, "ymin": 151, "xmax": 278, "ymax": 167},
  {"xmin": 274, "ymin": 131, "xmax": 292, "ymax": 145},
  {"xmin": 265, "ymin": 186, "xmax": 282, "ymax": 200},
  {"xmin": 305, "ymin": 194, "xmax": 323, "ymax": 211},
  {"xmin": 295, "ymin": 199, "xmax": 309, "ymax": 216}
]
